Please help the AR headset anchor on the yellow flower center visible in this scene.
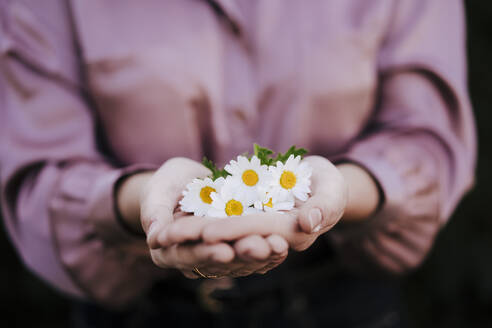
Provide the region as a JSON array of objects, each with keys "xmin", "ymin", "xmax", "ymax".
[
  {"xmin": 225, "ymin": 199, "xmax": 243, "ymax": 216},
  {"xmin": 242, "ymin": 169, "xmax": 259, "ymax": 186},
  {"xmin": 280, "ymin": 171, "xmax": 297, "ymax": 189},
  {"xmin": 264, "ymin": 198, "xmax": 273, "ymax": 208},
  {"xmin": 199, "ymin": 186, "xmax": 216, "ymax": 204}
]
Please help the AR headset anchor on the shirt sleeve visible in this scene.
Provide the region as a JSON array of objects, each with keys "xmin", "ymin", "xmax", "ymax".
[
  {"xmin": 328, "ymin": 0, "xmax": 476, "ymax": 273},
  {"xmin": 0, "ymin": 0, "xmax": 161, "ymax": 307}
]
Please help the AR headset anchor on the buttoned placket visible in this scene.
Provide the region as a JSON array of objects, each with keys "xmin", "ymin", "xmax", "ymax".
[{"xmin": 204, "ymin": 0, "xmax": 262, "ymax": 165}]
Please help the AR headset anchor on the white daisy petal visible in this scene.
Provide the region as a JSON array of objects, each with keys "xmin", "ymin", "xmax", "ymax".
[
  {"xmin": 275, "ymin": 201, "xmax": 295, "ymax": 211},
  {"xmin": 251, "ymin": 155, "xmax": 261, "ymax": 166},
  {"xmin": 296, "ymin": 184, "xmax": 311, "ymax": 194},
  {"xmin": 254, "ymin": 200, "xmax": 263, "ymax": 210},
  {"xmin": 214, "ymin": 177, "xmax": 226, "ymax": 188},
  {"xmin": 182, "ymin": 149, "xmax": 311, "ymax": 217},
  {"xmin": 221, "ymin": 155, "xmax": 272, "ymax": 205},
  {"xmin": 268, "ymin": 157, "xmax": 312, "ymax": 202},
  {"xmin": 179, "ymin": 177, "xmax": 226, "ymax": 216},
  {"xmin": 224, "ymin": 164, "xmax": 235, "ymax": 175},
  {"xmin": 293, "ymin": 189, "xmax": 308, "ymax": 201},
  {"xmin": 238, "ymin": 155, "xmax": 249, "ymax": 167},
  {"xmin": 208, "ymin": 179, "xmax": 253, "ymax": 217},
  {"xmin": 244, "ymin": 206, "xmax": 261, "ymax": 216}
]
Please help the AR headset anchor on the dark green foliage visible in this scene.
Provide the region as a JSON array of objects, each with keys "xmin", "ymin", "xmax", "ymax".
[
  {"xmin": 202, "ymin": 144, "xmax": 309, "ymax": 180},
  {"xmin": 201, "ymin": 157, "xmax": 231, "ymax": 180},
  {"xmin": 253, "ymin": 143, "xmax": 308, "ymax": 166}
]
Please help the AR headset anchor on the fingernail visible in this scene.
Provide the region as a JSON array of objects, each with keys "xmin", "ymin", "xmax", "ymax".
[{"xmin": 308, "ymin": 208, "xmax": 322, "ymax": 233}]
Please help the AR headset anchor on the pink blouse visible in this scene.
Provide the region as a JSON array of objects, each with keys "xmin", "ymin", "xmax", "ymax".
[{"xmin": 0, "ymin": 0, "xmax": 476, "ymax": 307}]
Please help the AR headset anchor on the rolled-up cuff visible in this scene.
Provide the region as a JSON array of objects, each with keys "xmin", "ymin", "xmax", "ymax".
[
  {"xmin": 49, "ymin": 161, "xmax": 162, "ymax": 307},
  {"xmin": 328, "ymin": 140, "xmax": 441, "ymax": 274},
  {"xmin": 90, "ymin": 163, "xmax": 157, "ymax": 243}
]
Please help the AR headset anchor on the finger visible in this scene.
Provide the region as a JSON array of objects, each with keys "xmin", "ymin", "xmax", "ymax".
[
  {"xmin": 298, "ymin": 205, "xmax": 324, "ymax": 234},
  {"xmin": 298, "ymin": 194, "xmax": 345, "ymax": 234},
  {"xmin": 255, "ymin": 235, "xmax": 289, "ymax": 274},
  {"xmin": 173, "ymin": 211, "xmax": 188, "ymax": 219},
  {"xmin": 202, "ymin": 255, "xmax": 285, "ymax": 278},
  {"xmin": 182, "ymin": 268, "xmax": 226, "ymax": 279},
  {"xmin": 188, "ymin": 261, "xmax": 246, "ymax": 279},
  {"xmin": 196, "ymin": 265, "xmax": 236, "ymax": 277},
  {"xmin": 227, "ymin": 259, "xmax": 271, "ymax": 278},
  {"xmin": 147, "ymin": 219, "xmax": 168, "ymax": 249},
  {"xmin": 229, "ymin": 268, "xmax": 260, "ymax": 278},
  {"xmin": 265, "ymin": 234, "xmax": 289, "ymax": 255},
  {"xmin": 234, "ymin": 235, "xmax": 272, "ymax": 261},
  {"xmin": 202, "ymin": 212, "xmax": 298, "ymax": 244},
  {"xmin": 298, "ymin": 199, "xmax": 343, "ymax": 235},
  {"xmin": 182, "ymin": 270, "xmax": 200, "ymax": 279},
  {"xmin": 156, "ymin": 215, "xmax": 211, "ymax": 248},
  {"xmin": 253, "ymin": 237, "xmax": 289, "ymax": 275},
  {"xmin": 232, "ymin": 251, "xmax": 289, "ymax": 277},
  {"xmin": 140, "ymin": 158, "xmax": 211, "ymax": 232},
  {"xmin": 256, "ymin": 253, "xmax": 288, "ymax": 274},
  {"xmin": 155, "ymin": 242, "xmax": 235, "ymax": 269},
  {"xmin": 298, "ymin": 156, "xmax": 347, "ymax": 234},
  {"xmin": 218, "ymin": 248, "xmax": 288, "ymax": 278}
]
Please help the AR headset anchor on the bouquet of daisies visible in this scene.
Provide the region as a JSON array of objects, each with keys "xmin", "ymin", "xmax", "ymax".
[{"xmin": 179, "ymin": 144, "xmax": 312, "ymax": 218}]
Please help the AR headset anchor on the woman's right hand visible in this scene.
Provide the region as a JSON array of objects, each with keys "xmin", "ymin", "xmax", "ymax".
[
  {"xmin": 118, "ymin": 157, "xmax": 289, "ymax": 278},
  {"xmin": 139, "ymin": 157, "xmax": 234, "ymax": 277}
]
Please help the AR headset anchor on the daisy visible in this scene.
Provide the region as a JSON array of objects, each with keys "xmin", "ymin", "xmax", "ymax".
[
  {"xmin": 208, "ymin": 177, "xmax": 258, "ymax": 218},
  {"xmin": 254, "ymin": 189, "xmax": 295, "ymax": 213},
  {"xmin": 269, "ymin": 155, "xmax": 312, "ymax": 202},
  {"xmin": 179, "ymin": 177, "xmax": 225, "ymax": 216},
  {"xmin": 224, "ymin": 155, "xmax": 271, "ymax": 204}
]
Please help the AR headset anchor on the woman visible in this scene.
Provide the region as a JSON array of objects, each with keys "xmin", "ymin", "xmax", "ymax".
[{"xmin": 0, "ymin": 0, "xmax": 475, "ymax": 327}]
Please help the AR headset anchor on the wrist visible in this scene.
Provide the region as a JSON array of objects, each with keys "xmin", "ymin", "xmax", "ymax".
[
  {"xmin": 116, "ymin": 171, "xmax": 154, "ymax": 234},
  {"xmin": 336, "ymin": 163, "xmax": 381, "ymax": 222}
]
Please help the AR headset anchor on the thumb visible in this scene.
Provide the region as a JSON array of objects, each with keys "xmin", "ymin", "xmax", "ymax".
[
  {"xmin": 297, "ymin": 156, "xmax": 347, "ymax": 234},
  {"xmin": 298, "ymin": 195, "xmax": 344, "ymax": 234},
  {"xmin": 141, "ymin": 157, "xmax": 211, "ymax": 239}
]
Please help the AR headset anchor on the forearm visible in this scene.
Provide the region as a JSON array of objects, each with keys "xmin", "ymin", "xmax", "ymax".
[
  {"xmin": 116, "ymin": 163, "xmax": 381, "ymax": 234},
  {"xmin": 336, "ymin": 163, "xmax": 380, "ymax": 223},
  {"xmin": 116, "ymin": 171, "xmax": 154, "ymax": 234}
]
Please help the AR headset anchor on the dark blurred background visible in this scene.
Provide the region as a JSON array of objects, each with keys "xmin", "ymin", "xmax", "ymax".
[{"xmin": 1, "ymin": 2, "xmax": 491, "ymax": 327}]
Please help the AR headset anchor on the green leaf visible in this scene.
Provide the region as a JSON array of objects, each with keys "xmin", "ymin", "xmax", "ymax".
[
  {"xmin": 273, "ymin": 145, "xmax": 308, "ymax": 164},
  {"xmin": 202, "ymin": 157, "xmax": 231, "ymax": 180},
  {"xmin": 202, "ymin": 144, "xmax": 309, "ymax": 180},
  {"xmin": 253, "ymin": 143, "xmax": 274, "ymax": 165},
  {"xmin": 253, "ymin": 143, "xmax": 308, "ymax": 165}
]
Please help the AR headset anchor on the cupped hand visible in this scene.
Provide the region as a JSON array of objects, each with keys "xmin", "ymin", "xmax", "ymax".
[
  {"xmin": 139, "ymin": 157, "xmax": 288, "ymax": 278},
  {"xmin": 150, "ymin": 229, "xmax": 288, "ymax": 279},
  {"xmin": 139, "ymin": 157, "xmax": 211, "ymax": 237},
  {"xmin": 158, "ymin": 155, "xmax": 348, "ymax": 252},
  {"xmin": 150, "ymin": 213, "xmax": 289, "ymax": 278}
]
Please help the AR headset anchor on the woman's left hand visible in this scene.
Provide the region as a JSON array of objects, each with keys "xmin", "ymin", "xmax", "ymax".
[
  {"xmin": 157, "ymin": 156, "xmax": 348, "ymax": 253},
  {"xmin": 200, "ymin": 156, "xmax": 348, "ymax": 251}
]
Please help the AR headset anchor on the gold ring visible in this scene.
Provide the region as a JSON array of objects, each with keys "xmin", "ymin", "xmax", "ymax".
[{"xmin": 193, "ymin": 267, "xmax": 219, "ymax": 279}]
